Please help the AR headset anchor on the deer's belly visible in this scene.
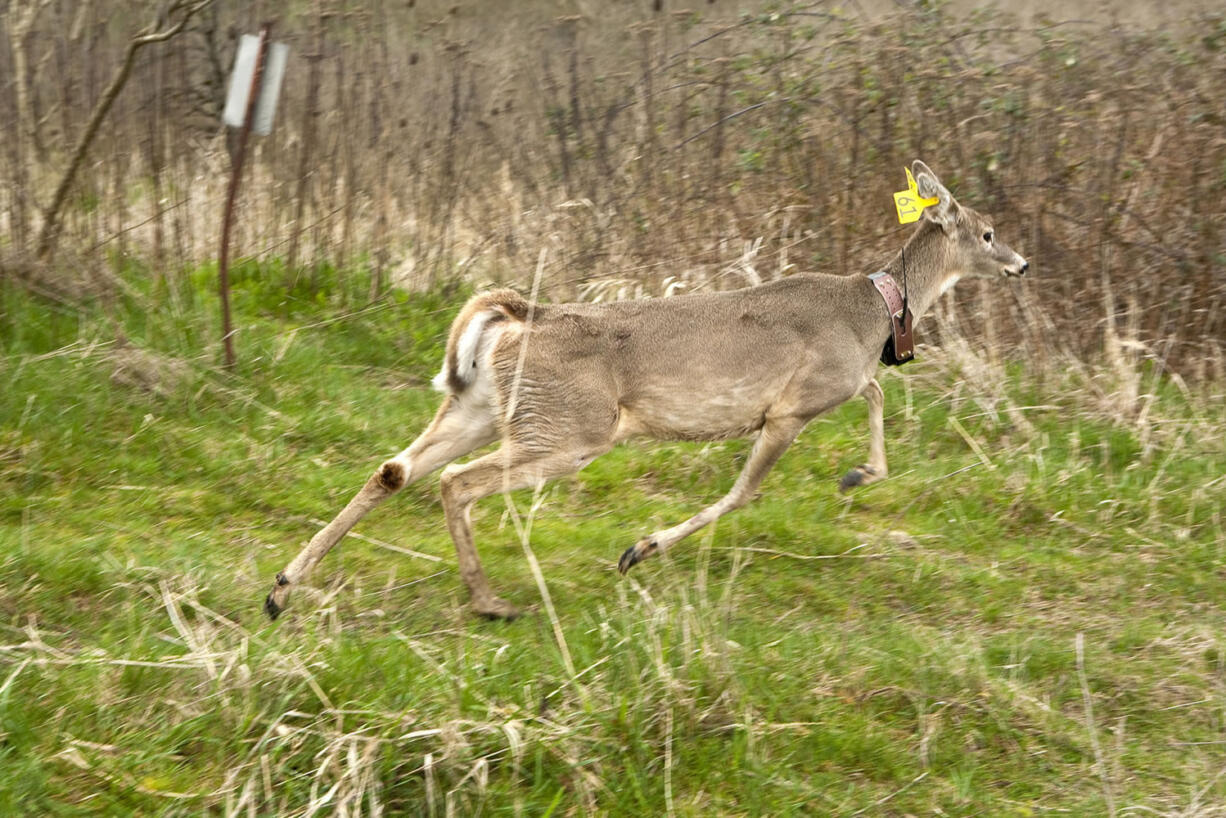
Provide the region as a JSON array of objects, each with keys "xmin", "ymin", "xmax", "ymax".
[{"xmin": 614, "ymin": 381, "xmax": 773, "ymax": 442}]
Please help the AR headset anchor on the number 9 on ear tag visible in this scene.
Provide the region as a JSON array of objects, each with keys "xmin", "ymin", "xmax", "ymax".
[{"xmin": 893, "ymin": 167, "xmax": 939, "ymax": 224}]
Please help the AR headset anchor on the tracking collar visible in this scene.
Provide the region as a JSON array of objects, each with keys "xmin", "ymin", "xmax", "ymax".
[{"xmin": 867, "ymin": 272, "xmax": 914, "ymax": 366}]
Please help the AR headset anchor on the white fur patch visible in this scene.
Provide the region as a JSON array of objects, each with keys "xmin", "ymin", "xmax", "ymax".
[
  {"xmin": 433, "ymin": 309, "xmax": 503, "ymax": 393},
  {"xmin": 939, "ymin": 274, "xmax": 962, "ymax": 296}
]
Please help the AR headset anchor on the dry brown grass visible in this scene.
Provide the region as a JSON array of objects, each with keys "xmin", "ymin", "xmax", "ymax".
[{"xmin": 3, "ymin": 1, "xmax": 1224, "ymax": 379}]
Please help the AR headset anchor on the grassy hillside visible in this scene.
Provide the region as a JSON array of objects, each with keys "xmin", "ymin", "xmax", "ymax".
[{"xmin": 1, "ymin": 269, "xmax": 1225, "ymax": 815}]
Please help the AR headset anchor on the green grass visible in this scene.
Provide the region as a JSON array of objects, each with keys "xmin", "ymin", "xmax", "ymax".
[{"xmin": 1, "ymin": 266, "xmax": 1225, "ymax": 815}]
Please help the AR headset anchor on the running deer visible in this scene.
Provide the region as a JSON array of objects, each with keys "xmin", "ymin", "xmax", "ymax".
[{"xmin": 264, "ymin": 161, "xmax": 1027, "ymax": 621}]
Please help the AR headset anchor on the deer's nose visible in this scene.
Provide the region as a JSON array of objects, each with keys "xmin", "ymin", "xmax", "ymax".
[{"xmin": 1020, "ymin": 260, "xmax": 1029, "ymax": 275}]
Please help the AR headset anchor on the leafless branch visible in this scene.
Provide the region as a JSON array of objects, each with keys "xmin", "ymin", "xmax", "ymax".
[{"xmin": 34, "ymin": 0, "xmax": 216, "ymax": 261}]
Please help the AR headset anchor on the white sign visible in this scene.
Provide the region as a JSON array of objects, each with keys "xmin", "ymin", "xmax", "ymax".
[
  {"xmin": 252, "ymin": 42, "xmax": 289, "ymax": 135},
  {"xmin": 223, "ymin": 34, "xmax": 288, "ymax": 135}
]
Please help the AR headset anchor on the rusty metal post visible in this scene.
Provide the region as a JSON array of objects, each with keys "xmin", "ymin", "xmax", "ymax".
[{"xmin": 217, "ymin": 24, "xmax": 271, "ymax": 370}]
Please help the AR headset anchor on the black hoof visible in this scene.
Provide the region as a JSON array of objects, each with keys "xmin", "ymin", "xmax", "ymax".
[
  {"xmin": 264, "ymin": 592, "xmax": 282, "ymax": 621},
  {"xmin": 839, "ymin": 465, "xmax": 874, "ymax": 493},
  {"xmin": 618, "ymin": 539, "xmax": 657, "ymax": 574},
  {"xmin": 839, "ymin": 470, "xmax": 864, "ymax": 492},
  {"xmin": 618, "ymin": 545, "xmax": 640, "ymax": 574}
]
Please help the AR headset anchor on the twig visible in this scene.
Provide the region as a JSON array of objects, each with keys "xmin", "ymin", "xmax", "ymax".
[
  {"xmin": 35, "ymin": 0, "xmax": 216, "ymax": 260},
  {"xmin": 362, "ymin": 570, "xmax": 449, "ymax": 596},
  {"xmin": 504, "ymin": 485, "xmax": 584, "ymax": 694},
  {"xmin": 887, "ymin": 461, "xmax": 984, "ymax": 526},
  {"xmin": 504, "ymin": 248, "xmax": 546, "ymax": 424},
  {"xmin": 721, "ymin": 545, "xmax": 886, "ymax": 561},
  {"xmin": 1076, "ymin": 633, "xmax": 1117, "ymax": 817},
  {"xmin": 675, "ymin": 99, "xmax": 784, "ymax": 150},
  {"xmin": 86, "ymin": 198, "xmax": 188, "ymax": 253},
  {"xmin": 947, "ymin": 415, "xmax": 996, "ymax": 471},
  {"xmin": 851, "ymin": 771, "xmax": 928, "ymax": 815},
  {"xmin": 664, "ymin": 704, "xmax": 676, "ymax": 817},
  {"xmin": 308, "ymin": 519, "xmax": 443, "ymax": 563}
]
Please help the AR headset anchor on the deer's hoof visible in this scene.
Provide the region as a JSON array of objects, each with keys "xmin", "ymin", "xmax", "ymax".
[
  {"xmin": 839, "ymin": 465, "xmax": 877, "ymax": 493},
  {"xmin": 264, "ymin": 573, "xmax": 291, "ymax": 620},
  {"xmin": 264, "ymin": 592, "xmax": 283, "ymax": 620},
  {"xmin": 618, "ymin": 537, "xmax": 658, "ymax": 574},
  {"xmin": 473, "ymin": 596, "xmax": 521, "ymax": 621}
]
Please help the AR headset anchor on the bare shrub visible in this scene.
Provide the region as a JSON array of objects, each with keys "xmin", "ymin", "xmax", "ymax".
[{"xmin": 2, "ymin": 2, "xmax": 1223, "ymax": 376}]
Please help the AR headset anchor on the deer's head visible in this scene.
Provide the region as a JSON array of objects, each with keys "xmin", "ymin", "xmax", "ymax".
[{"xmin": 912, "ymin": 160, "xmax": 1028, "ymax": 280}]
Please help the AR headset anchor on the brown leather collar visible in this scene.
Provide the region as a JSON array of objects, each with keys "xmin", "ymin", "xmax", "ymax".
[{"xmin": 867, "ymin": 272, "xmax": 914, "ymax": 366}]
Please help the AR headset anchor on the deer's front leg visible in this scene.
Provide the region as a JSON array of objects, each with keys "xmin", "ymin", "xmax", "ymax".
[
  {"xmin": 618, "ymin": 416, "xmax": 807, "ymax": 573},
  {"xmin": 839, "ymin": 377, "xmax": 888, "ymax": 492}
]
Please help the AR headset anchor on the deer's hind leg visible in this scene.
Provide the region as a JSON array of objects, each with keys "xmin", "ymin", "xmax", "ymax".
[
  {"xmin": 839, "ymin": 377, "xmax": 888, "ymax": 492},
  {"xmin": 439, "ymin": 442, "xmax": 611, "ymax": 619},
  {"xmin": 265, "ymin": 395, "xmax": 498, "ymax": 619}
]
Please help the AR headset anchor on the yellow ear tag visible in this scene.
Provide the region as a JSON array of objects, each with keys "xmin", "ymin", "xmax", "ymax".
[{"xmin": 893, "ymin": 167, "xmax": 939, "ymax": 224}]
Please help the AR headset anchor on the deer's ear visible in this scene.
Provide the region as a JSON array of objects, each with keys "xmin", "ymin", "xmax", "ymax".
[{"xmin": 912, "ymin": 160, "xmax": 957, "ymax": 233}]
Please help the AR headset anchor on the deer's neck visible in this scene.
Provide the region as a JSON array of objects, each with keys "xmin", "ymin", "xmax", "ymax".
[{"xmin": 879, "ymin": 221, "xmax": 957, "ymax": 322}]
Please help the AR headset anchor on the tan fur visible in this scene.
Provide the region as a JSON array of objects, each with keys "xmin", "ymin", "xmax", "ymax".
[{"xmin": 264, "ymin": 161, "xmax": 1028, "ymax": 621}]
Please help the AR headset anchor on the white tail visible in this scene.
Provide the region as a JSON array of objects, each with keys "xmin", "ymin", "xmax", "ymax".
[
  {"xmin": 265, "ymin": 160, "xmax": 1028, "ymax": 621},
  {"xmin": 432, "ymin": 308, "xmax": 499, "ymax": 392}
]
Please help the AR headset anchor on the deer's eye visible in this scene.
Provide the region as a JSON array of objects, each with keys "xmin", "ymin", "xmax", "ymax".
[{"xmin": 983, "ymin": 231, "xmax": 994, "ymax": 243}]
